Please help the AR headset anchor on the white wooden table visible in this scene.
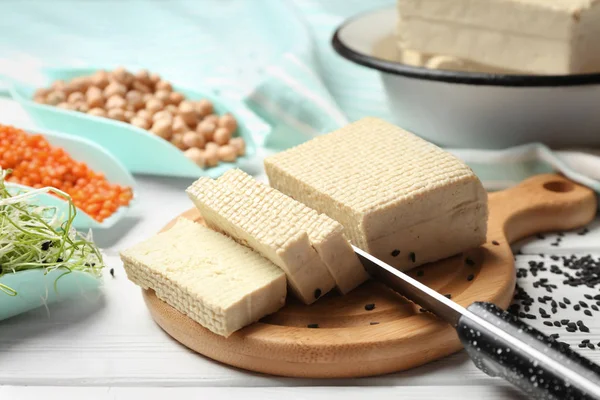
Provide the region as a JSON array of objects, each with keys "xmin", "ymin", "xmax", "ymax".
[{"xmin": 0, "ymin": 97, "xmax": 599, "ymax": 400}]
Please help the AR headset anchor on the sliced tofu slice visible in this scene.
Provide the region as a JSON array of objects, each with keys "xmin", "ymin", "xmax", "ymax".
[
  {"xmin": 217, "ymin": 169, "xmax": 368, "ymax": 294},
  {"xmin": 120, "ymin": 218, "xmax": 286, "ymax": 337},
  {"xmin": 187, "ymin": 177, "xmax": 336, "ymax": 305}
]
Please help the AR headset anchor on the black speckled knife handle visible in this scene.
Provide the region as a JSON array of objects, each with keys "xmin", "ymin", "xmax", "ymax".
[{"xmin": 457, "ymin": 302, "xmax": 600, "ymax": 400}]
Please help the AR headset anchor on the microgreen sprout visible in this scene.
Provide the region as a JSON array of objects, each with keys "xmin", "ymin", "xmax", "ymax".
[{"xmin": 0, "ymin": 168, "xmax": 104, "ymax": 296}]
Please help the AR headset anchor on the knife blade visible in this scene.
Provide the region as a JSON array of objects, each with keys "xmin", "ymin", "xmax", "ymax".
[{"xmin": 353, "ymin": 245, "xmax": 600, "ymax": 400}]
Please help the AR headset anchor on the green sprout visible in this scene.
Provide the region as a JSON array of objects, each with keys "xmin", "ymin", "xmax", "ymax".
[{"xmin": 0, "ymin": 168, "xmax": 104, "ymax": 296}]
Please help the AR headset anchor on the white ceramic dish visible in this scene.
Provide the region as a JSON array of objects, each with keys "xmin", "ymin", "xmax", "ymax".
[{"xmin": 332, "ymin": 6, "xmax": 600, "ymax": 149}]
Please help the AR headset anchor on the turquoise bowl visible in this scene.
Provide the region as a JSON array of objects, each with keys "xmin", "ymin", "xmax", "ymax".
[
  {"xmin": 0, "ymin": 269, "xmax": 102, "ymax": 321},
  {"xmin": 4, "ymin": 127, "xmax": 137, "ymax": 230},
  {"xmin": 1, "ymin": 67, "xmax": 271, "ymax": 178}
]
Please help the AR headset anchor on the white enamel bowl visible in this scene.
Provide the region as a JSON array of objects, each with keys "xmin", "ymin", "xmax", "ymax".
[{"xmin": 332, "ymin": 6, "xmax": 600, "ymax": 149}]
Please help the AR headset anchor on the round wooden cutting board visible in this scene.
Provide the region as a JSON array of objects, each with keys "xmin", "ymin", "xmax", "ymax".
[{"xmin": 143, "ymin": 174, "xmax": 596, "ymax": 378}]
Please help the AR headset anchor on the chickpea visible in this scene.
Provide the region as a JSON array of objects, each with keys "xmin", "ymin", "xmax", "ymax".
[
  {"xmin": 112, "ymin": 66, "xmax": 134, "ymax": 87},
  {"xmin": 133, "ymin": 81, "xmax": 151, "ymax": 93},
  {"xmin": 152, "ymin": 110, "xmax": 173, "ymax": 124},
  {"xmin": 107, "ymin": 108, "xmax": 126, "ymax": 121},
  {"xmin": 106, "ymin": 94, "xmax": 127, "ymax": 109},
  {"xmin": 149, "ymin": 72, "xmax": 161, "ymax": 85},
  {"xmin": 202, "ymin": 114, "xmax": 219, "ymax": 125},
  {"xmin": 145, "ymin": 98, "xmax": 164, "ymax": 113},
  {"xmin": 184, "ymin": 147, "xmax": 206, "ymax": 167},
  {"xmin": 124, "ymin": 110, "xmax": 135, "ymax": 121},
  {"xmin": 165, "ymin": 104, "xmax": 179, "ymax": 114},
  {"xmin": 217, "ymin": 145, "xmax": 237, "ymax": 162},
  {"xmin": 91, "ymin": 70, "xmax": 110, "ymax": 89},
  {"xmin": 212, "ymin": 127, "xmax": 231, "ymax": 145},
  {"xmin": 68, "ymin": 76, "xmax": 90, "ymax": 93},
  {"xmin": 135, "ymin": 69, "xmax": 151, "ymax": 85},
  {"xmin": 142, "ymin": 93, "xmax": 153, "ymax": 103},
  {"xmin": 203, "ymin": 145, "xmax": 219, "ymax": 167},
  {"xmin": 150, "ymin": 118, "xmax": 172, "ymax": 140},
  {"xmin": 46, "ymin": 91, "xmax": 66, "ymax": 105},
  {"xmin": 155, "ymin": 89, "xmax": 170, "ymax": 103},
  {"xmin": 171, "ymin": 133, "xmax": 187, "ymax": 150},
  {"xmin": 104, "ymin": 82, "xmax": 127, "ymax": 98},
  {"xmin": 67, "ymin": 91, "xmax": 85, "ymax": 104},
  {"xmin": 130, "ymin": 116, "xmax": 150, "ymax": 130},
  {"xmin": 57, "ymin": 102, "xmax": 71, "ymax": 110},
  {"xmin": 86, "ymin": 86, "xmax": 104, "ymax": 108},
  {"xmin": 125, "ymin": 90, "xmax": 144, "ymax": 110},
  {"xmin": 205, "ymin": 142, "xmax": 219, "ymax": 153},
  {"xmin": 218, "ymin": 113, "xmax": 237, "ymax": 133},
  {"xmin": 182, "ymin": 131, "xmax": 205, "ymax": 149},
  {"xmin": 137, "ymin": 109, "xmax": 153, "ymax": 123},
  {"xmin": 88, "ymin": 107, "xmax": 107, "ymax": 118},
  {"xmin": 229, "ymin": 137, "xmax": 246, "ymax": 156},
  {"xmin": 196, "ymin": 121, "xmax": 216, "ymax": 142},
  {"xmin": 178, "ymin": 101, "xmax": 197, "ymax": 127},
  {"xmin": 195, "ymin": 99, "xmax": 213, "ymax": 118},
  {"xmin": 155, "ymin": 80, "xmax": 172, "ymax": 92},
  {"xmin": 172, "ymin": 116, "xmax": 190, "ymax": 134},
  {"xmin": 169, "ymin": 92, "xmax": 184, "ymax": 106}
]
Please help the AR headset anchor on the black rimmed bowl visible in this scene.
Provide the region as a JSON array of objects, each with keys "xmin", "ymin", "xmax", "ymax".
[{"xmin": 332, "ymin": 6, "xmax": 600, "ymax": 149}]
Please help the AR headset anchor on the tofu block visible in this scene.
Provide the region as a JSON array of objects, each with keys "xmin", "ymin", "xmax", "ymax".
[
  {"xmin": 186, "ymin": 174, "xmax": 337, "ymax": 305},
  {"xmin": 396, "ymin": 0, "xmax": 600, "ymax": 74},
  {"xmin": 217, "ymin": 169, "xmax": 368, "ymax": 294},
  {"xmin": 265, "ymin": 117, "xmax": 488, "ymax": 272},
  {"xmin": 120, "ymin": 218, "xmax": 286, "ymax": 337}
]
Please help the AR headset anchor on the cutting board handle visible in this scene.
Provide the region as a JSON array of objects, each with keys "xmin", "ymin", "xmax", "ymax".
[{"xmin": 489, "ymin": 174, "xmax": 597, "ymax": 244}]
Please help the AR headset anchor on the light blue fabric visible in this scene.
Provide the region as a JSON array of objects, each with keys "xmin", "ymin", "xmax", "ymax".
[{"xmin": 0, "ymin": 0, "xmax": 599, "ymax": 192}]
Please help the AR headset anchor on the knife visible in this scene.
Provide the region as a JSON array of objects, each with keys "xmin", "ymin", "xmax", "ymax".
[{"xmin": 353, "ymin": 245, "xmax": 600, "ymax": 400}]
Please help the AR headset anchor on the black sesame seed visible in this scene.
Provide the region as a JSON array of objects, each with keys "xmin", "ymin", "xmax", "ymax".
[
  {"xmin": 585, "ymin": 294, "xmax": 593, "ymax": 300},
  {"xmin": 588, "ymin": 343, "xmax": 596, "ymax": 350},
  {"xmin": 584, "ymin": 310, "xmax": 593, "ymax": 317},
  {"xmin": 409, "ymin": 252, "xmax": 416, "ymax": 263},
  {"xmin": 539, "ymin": 308, "xmax": 547, "ymax": 315},
  {"xmin": 574, "ymin": 304, "xmax": 581, "ymax": 311},
  {"xmin": 567, "ymin": 327, "xmax": 577, "ymax": 333},
  {"xmin": 551, "ymin": 300, "xmax": 557, "ymax": 307},
  {"xmin": 492, "ymin": 240, "xmax": 499, "ymax": 246},
  {"xmin": 538, "ymin": 297, "xmax": 547, "ymax": 303},
  {"xmin": 592, "ymin": 305, "xmax": 599, "ymax": 312},
  {"xmin": 579, "ymin": 343, "xmax": 587, "ymax": 348},
  {"xmin": 525, "ymin": 314, "xmax": 536, "ymax": 320},
  {"xmin": 580, "ymin": 300, "xmax": 589, "ymax": 308},
  {"xmin": 364, "ymin": 303, "xmax": 375, "ymax": 311},
  {"xmin": 314, "ymin": 288, "xmax": 322, "ymax": 299},
  {"xmin": 391, "ymin": 249, "xmax": 400, "ymax": 257},
  {"xmin": 307, "ymin": 323, "xmax": 319, "ymax": 328},
  {"xmin": 369, "ymin": 322, "xmax": 379, "ymax": 325},
  {"xmin": 551, "ymin": 255, "xmax": 560, "ymax": 261},
  {"xmin": 416, "ymin": 270, "xmax": 424, "ymax": 277},
  {"xmin": 41, "ymin": 241, "xmax": 52, "ymax": 251},
  {"xmin": 543, "ymin": 321, "xmax": 553, "ymax": 327},
  {"xmin": 581, "ymin": 326, "xmax": 590, "ymax": 333},
  {"xmin": 550, "ymin": 333, "xmax": 560, "ymax": 339},
  {"xmin": 582, "ymin": 339, "xmax": 591, "ymax": 344},
  {"xmin": 551, "ymin": 307, "xmax": 558, "ymax": 314},
  {"xmin": 110, "ymin": 268, "xmax": 115, "ymax": 277},
  {"xmin": 568, "ymin": 322, "xmax": 577, "ymax": 329},
  {"xmin": 559, "ymin": 302, "xmax": 566, "ymax": 309},
  {"xmin": 524, "ymin": 305, "xmax": 531, "ymax": 312},
  {"xmin": 467, "ymin": 274, "xmax": 475, "ymax": 282},
  {"xmin": 595, "ymin": 295, "xmax": 600, "ymax": 300},
  {"xmin": 577, "ymin": 320, "xmax": 584, "ymax": 326},
  {"xmin": 564, "ymin": 297, "xmax": 571, "ymax": 305},
  {"xmin": 553, "ymin": 321, "xmax": 561, "ymax": 327},
  {"xmin": 56, "ymin": 258, "xmax": 63, "ymax": 263},
  {"xmin": 465, "ymin": 258, "xmax": 475, "ymax": 266},
  {"xmin": 561, "ymin": 319, "xmax": 570, "ymax": 325}
]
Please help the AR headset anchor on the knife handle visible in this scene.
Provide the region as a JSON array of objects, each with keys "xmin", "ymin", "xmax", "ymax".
[{"xmin": 457, "ymin": 302, "xmax": 600, "ymax": 400}]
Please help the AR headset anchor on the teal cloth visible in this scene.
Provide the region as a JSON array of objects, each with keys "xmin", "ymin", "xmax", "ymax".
[{"xmin": 0, "ymin": 0, "xmax": 599, "ymax": 192}]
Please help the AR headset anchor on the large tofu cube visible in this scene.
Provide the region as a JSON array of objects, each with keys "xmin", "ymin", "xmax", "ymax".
[{"xmin": 265, "ymin": 117, "xmax": 488, "ymax": 272}]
